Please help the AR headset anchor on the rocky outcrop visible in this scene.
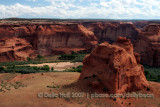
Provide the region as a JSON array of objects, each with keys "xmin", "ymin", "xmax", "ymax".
[
  {"xmin": 0, "ymin": 24, "xmax": 98, "ymax": 60},
  {"xmin": 34, "ymin": 24, "xmax": 97, "ymax": 55},
  {"xmin": 0, "ymin": 37, "xmax": 36, "ymax": 62},
  {"xmin": 84, "ymin": 22, "xmax": 140, "ymax": 43},
  {"xmin": 79, "ymin": 37, "xmax": 149, "ymax": 94},
  {"xmin": 134, "ymin": 24, "xmax": 160, "ymax": 66}
]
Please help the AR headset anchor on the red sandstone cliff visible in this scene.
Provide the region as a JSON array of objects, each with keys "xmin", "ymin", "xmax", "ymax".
[
  {"xmin": 0, "ymin": 24, "xmax": 97, "ymax": 61},
  {"xmin": 84, "ymin": 22, "xmax": 140, "ymax": 43},
  {"xmin": 0, "ymin": 37, "xmax": 36, "ymax": 62},
  {"xmin": 1, "ymin": 22, "xmax": 160, "ymax": 67},
  {"xmin": 134, "ymin": 24, "xmax": 160, "ymax": 66},
  {"xmin": 34, "ymin": 24, "xmax": 97, "ymax": 55},
  {"xmin": 79, "ymin": 37, "xmax": 149, "ymax": 94}
]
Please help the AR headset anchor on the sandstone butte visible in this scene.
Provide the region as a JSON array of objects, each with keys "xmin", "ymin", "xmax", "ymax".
[
  {"xmin": 79, "ymin": 37, "xmax": 149, "ymax": 94},
  {"xmin": 134, "ymin": 24, "xmax": 160, "ymax": 66},
  {"xmin": 0, "ymin": 24, "xmax": 97, "ymax": 62}
]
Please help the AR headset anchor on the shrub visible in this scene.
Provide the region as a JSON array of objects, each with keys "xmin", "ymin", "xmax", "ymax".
[
  {"xmin": 103, "ymin": 87, "xmax": 109, "ymax": 92},
  {"xmin": 71, "ymin": 51, "xmax": 76, "ymax": 55},
  {"xmin": 65, "ymin": 65, "xmax": 82, "ymax": 72},
  {"xmin": 0, "ymin": 66, "xmax": 5, "ymax": 72},
  {"xmin": 58, "ymin": 54, "xmax": 76, "ymax": 60},
  {"xmin": 92, "ymin": 74, "xmax": 96, "ymax": 78},
  {"xmin": 58, "ymin": 52, "xmax": 87, "ymax": 62},
  {"xmin": 32, "ymin": 66, "xmax": 39, "ymax": 71},
  {"xmin": 27, "ymin": 57, "xmax": 32, "ymax": 61},
  {"xmin": 113, "ymin": 98, "xmax": 116, "ymax": 101},
  {"xmin": 144, "ymin": 65, "xmax": 160, "ymax": 82},
  {"xmin": 3, "ymin": 65, "xmax": 51, "ymax": 74},
  {"xmin": 146, "ymin": 87, "xmax": 150, "ymax": 91},
  {"xmin": 51, "ymin": 67, "xmax": 54, "ymax": 71},
  {"xmin": 41, "ymin": 65, "xmax": 50, "ymax": 71},
  {"xmin": 37, "ymin": 55, "xmax": 43, "ymax": 60}
]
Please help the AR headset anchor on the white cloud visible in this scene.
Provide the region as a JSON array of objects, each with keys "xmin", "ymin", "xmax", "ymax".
[{"xmin": 0, "ymin": 0, "xmax": 160, "ymax": 19}]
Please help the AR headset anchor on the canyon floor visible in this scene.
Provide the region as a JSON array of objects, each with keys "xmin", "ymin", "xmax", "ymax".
[
  {"xmin": 27, "ymin": 62, "xmax": 82, "ymax": 71},
  {"xmin": 0, "ymin": 72, "xmax": 160, "ymax": 107}
]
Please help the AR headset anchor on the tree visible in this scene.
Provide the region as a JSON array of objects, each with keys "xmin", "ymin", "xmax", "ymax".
[
  {"xmin": 51, "ymin": 67, "xmax": 54, "ymax": 72},
  {"xmin": 37, "ymin": 55, "xmax": 43, "ymax": 61},
  {"xmin": 42, "ymin": 65, "xmax": 50, "ymax": 71},
  {"xmin": 27, "ymin": 57, "xmax": 32, "ymax": 61},
  {"xmin": 0, "ymin": 67, "xmax": 4, "ymax": 72}
]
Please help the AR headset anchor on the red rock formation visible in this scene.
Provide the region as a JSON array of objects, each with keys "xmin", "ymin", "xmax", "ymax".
[
  {"xmin": 0, "ymin": 24, "xmax": 97, "ymax": 62},
  {"xmin": 84, "ymin": 22, "xmax": 140, "ymax": 43},
  {"xmin": 0, "ymin": 37, "xmax": 36, "ymax": 62},
  {"xmin": 79, "ymin": 37, "xmax": 149, "ymax": 94},
  {"xmin": 34, "ymin": 24, "xmax": 97, "ymax": 55},
  {"xmin": 134, "ymin": 24, "xmax": 160, "ymax": 66}
]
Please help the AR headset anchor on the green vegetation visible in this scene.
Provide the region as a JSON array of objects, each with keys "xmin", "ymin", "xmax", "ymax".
[
  {"xmin": 0, "ymin": 63, "xmax": 82, "ymax": 74},
  {"xmin": 144, "ymin": 65, "xmax": 160, "ymax": 82},
  {"xmin": 146, "ymin": 87, "xmax": 150, "ymax": 91},
  {"xmin": 51, "ymin": 67, "xmax": 54, "ymax": 71},
  {"xmin": 2, "ymin": 65, "xmax": 54, "ymax": 74},
  {"xmin": 0, "ymin": 81, "xmax": 27, "ymax": 92},
  {"xmin": 40, "ymin": 65, "xmax": 50, "ymax": 71},
  {"xmin": 0, "ymin": 52, "xmax": 86, "ymax": 67},
  {"xmin": 64, "ymin": 65, "xmax": 82, "ymax": 73},
  {"xmin": 27, "ymin": 57, "xmax": 32, "ymax": 61},
  {"xmin": 46, "ymin": 85, "xmax": 60, "ymax": 88},
  {"xmin": 0, "ymin": 66, "xmax": 5, "ymax": 72},
  {"xmin": 58, "ymin": 52, "xmax": 88, "ymax": 62},
  {"xmin": 37, "ymin": 55, "xmax": 44, "ymax": 61},
  {"xmin": 58, "ymin": 54, "xmax": 76, "ymax": 60}
]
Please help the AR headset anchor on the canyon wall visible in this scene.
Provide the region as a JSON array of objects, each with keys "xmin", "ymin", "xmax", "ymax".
[
  {"xmin": 0, "ymin": 24, "xmax": 97, "ymax": 62},
  {"xmin": 0, "ymin": 21, "xmax": 160, "ymax": 66},
  {"xmin": 134, "ymin": 24, "xmax": 160, "ymax": 66},
  {"xmin": 83, "ymin": 22, "xmax": 140, "ymax": 43},
  {"xmin": 0, "ymin": 37, "xmax": 36, "ymax": 62}
]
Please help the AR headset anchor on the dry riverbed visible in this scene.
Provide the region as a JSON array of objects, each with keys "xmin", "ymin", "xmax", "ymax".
[{"xmin": 27, "ymin": 62, "xmax": 82, "ymax": 71}]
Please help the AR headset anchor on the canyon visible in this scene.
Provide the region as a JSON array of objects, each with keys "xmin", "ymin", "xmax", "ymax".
[{"xmin": 0, "ymin": 20, "xmax": 160, "ymax": 66}]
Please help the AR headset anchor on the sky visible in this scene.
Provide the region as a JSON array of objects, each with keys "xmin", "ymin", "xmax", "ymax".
[{"xmin": 0, "ymin": 0, "xmax": 160, "ymax": 19}]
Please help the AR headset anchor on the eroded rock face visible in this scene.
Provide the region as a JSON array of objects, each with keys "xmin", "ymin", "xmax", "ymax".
[
  {"xmin": 0, "ymin": 37, "xmax": 36, "ymax": 62},
  {"xmin": 79, "ymin": 37, "xmax": 149, "ymax": 94},
  {"xmin": 34, "ymin": 24, "xmax": 97, "ymax": 55},
  {"xmin": 134, "ymin": 24, "xmax": 160, "ymax": 66},
  {"xmin": 0, "ymin": 24, "xmax": 97, "ymax": 61},
  {"xmin": 84, "ymin": 22, "xmax": 140, "ymax": 43}
]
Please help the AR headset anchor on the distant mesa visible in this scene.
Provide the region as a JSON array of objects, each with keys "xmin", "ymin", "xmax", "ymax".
[{"xmin": 79, "ymin": 37, "xmax": 149, "ymax": 94}]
